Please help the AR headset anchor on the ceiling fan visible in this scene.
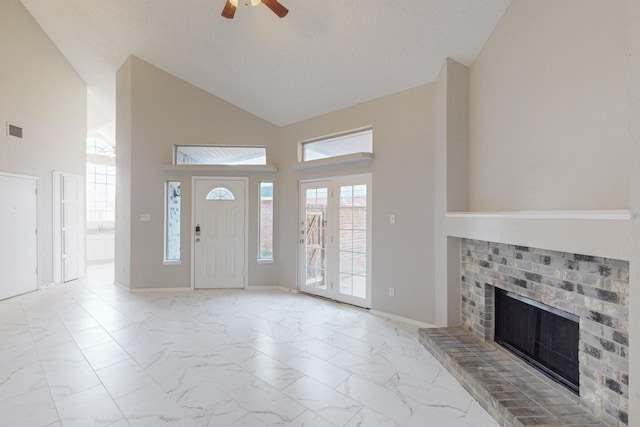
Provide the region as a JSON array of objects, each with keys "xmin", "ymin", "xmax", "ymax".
[{"xmin": 222, "ymin": 0, "xmax": 289, "ymax": 19}]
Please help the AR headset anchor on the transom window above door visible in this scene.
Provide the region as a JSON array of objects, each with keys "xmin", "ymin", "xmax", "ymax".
[
  {"xmin": 300, "ymin": 128, "xmax": 372, "ymax": 162},
  {"xmin": 175, "ymin": 145, "xmax": 266, "ymax": 166}
]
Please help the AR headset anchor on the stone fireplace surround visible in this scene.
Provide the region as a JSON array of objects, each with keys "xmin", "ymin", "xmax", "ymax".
[{"xmin": 448, "ymin": 239, "xmax": 630, "ymax": 426}]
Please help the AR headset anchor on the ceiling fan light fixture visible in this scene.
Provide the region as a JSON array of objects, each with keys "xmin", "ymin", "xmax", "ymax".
[{"xmin": 229, "ymin": 0, "xmax": 238, "ymax": 6}]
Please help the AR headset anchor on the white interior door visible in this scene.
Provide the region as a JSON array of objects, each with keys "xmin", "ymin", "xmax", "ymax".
[
  {"xmin": 62, "ymin": 174, "xmax": 84, "ymax": 282},
  {"xmin": 193, "ymin": 177, "xmax": 247, "ymax": 289},
  {"xmin": 299, "ymin": 175, "xmax": 372, "ymax": 308},
  {"xmin": 0, "ymin": 173, "xmax": 38, "ymax": 300}
]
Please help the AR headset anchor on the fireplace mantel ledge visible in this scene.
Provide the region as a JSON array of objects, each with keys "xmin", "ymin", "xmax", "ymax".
[{"xmin": 446, "ymin": 210, "xmax": 632, "ymax": 221}]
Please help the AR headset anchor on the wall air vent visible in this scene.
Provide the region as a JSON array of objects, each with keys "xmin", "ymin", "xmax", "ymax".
[{"xmin": 7, "ymin": 122, "xmax": 23, "ymax": 139}]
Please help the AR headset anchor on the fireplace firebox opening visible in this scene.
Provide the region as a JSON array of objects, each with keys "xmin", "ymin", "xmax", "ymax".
[{"xmin": 494, "ymin": 288, "xmax": 580, "ymax": 394}]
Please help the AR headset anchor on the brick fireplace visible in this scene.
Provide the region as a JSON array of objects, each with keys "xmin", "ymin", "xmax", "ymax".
[{"xmin": 459, "ymin": 239, "xmax": 629, "ymax": 426}]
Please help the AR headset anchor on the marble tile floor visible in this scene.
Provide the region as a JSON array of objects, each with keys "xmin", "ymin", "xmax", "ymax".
[{"xmin": 0, "ymin": 264, "xmax": 500, "ymax": 427}]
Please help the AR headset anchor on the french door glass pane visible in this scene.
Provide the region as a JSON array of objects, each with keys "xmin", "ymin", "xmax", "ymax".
[
  {"xmin": 304, "ymin": 187, "xmax": 328, "ymax": 289},
  {"xmin": 339, "ymin": 184, "xmax": 367, "ymax": 299}
]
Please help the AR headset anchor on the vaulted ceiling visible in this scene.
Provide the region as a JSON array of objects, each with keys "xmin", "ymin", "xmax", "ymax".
[{"xmin": 20, "ymin": 0, "xmax": 511, "ymax": 141}]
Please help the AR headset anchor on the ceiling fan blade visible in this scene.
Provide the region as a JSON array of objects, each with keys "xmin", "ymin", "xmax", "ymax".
[
  {"xmin": 261, "ymin": 0, "xmax": 288, "ymax": 18},
  {"xmin": 221, "ymin": 0, "xmax": 236, "ymax": 19}
]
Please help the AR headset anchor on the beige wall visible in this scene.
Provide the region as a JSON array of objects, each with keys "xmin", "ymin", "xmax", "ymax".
[
  {"xmin": 0, "ymin": 0, "xmax": 86, "ymax": 286},
  {"xmin": 116, "ymin": 57, "xmax": 281, "ymax": 289},
  {"xmin": 433, "ymin": 0, "xmax": 639, "ymax": 422},
  {"xmin": 468, "ymin": 0, "xmax": 629, "ymax": 211},
  {"xmin": 626, "ymin": 0, "xmax": 640, "ymax": 423},
  {"xmin": 434, "ymin": 59, "xmax": 469, "ymax": 326},
  {"xmin": 115, "ymin": 58, "xmax": 133, "ymax": 288},
  {"xmin": 116, "ymin": 56, "xmax": 438, "ymax": 321},
  {"xmin": 279, "ymin": 84, "xmax": 436, "ymax": 323}
]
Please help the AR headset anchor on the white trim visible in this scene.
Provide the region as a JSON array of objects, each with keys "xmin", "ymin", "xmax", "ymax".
[
  {"xmin": 258, "ymin": 180, "xmax": 274, "ymax": 264},
  {"xmin": 113, "ymin": 281, "xmax": 130, "ymax": 291},
  {"xmin": 0, "ymin": 171, "xmax": 38, "ymax": 180},
  {"xmin": 300, "ymin": 126, "xmax": 373, "ymax": 145},
  {"xmin": 293, "ymin": 152, "xmax": 374, "ymax": 170},
  {"xmin": 445, "ymin": 210, "xmax": 632, "ymax": 221},
  {"xmin": 129, "ymin": 286, "xmax": 193, "ymax": 293},
  {"xmin": 246, "ymin": 285, "xmax": 298, "ymax": 292},
  {"xmin": 370, "ymin": 310, "xmax": 437, "ymax": 329},
  {"xmin": 161, "ymin": 164, "xmax": 277, "ymax": 173},
  {"xmin": 163, "ymin": 180, "xmax": 181, "ymax": 265}
]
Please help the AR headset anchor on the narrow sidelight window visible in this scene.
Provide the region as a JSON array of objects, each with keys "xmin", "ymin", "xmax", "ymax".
[
  {"xmin": 259, "ymin": 182, "xmax": 274, "ymax": 261},
  {"xmin": 165, "ymin": 181, "xmax": 181, "ymax": 261}
]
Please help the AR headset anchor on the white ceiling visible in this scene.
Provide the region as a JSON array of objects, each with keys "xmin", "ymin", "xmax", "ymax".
[{"xmin": 20, "ymin": 0, "xmax": 511, "ymax": 141}]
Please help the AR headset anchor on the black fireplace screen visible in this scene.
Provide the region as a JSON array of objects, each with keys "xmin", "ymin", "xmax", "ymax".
[{"xmin": 494, "ymin": 288, "xmax": 580, "ymax": 394}]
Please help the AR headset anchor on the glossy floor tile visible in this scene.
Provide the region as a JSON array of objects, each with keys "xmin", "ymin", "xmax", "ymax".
[{"xmin": 0, "ymin": 264, "xmax": 500, "ymax": 426}]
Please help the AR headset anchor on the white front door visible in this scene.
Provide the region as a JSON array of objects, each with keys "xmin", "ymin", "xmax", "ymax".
[
  {"xmin": 0, "ymin": 173, "xmax": 38, "ymax": 300},
  {"xmin": 193, "ymin": 177, "xmax": 247, "ymax": 289},
  {"xmin": 299, "ymin": 175, "xmax": 372, "ymax": 308}
]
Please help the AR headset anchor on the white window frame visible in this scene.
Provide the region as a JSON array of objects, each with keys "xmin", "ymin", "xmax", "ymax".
[
  {"xmin": 258, "ymin": 181, "xmax": 274, "ymax": 263},
  {"xmin": 299, "ymin": 127, "xmax": 373, "ymax": 162},
  {"xmin": 174, "ymin": 145, "xmax": 267, "ymax": 166},
  {"xmin": 163, "ymin": 180, "xmax": 182, "ymax": 265}
]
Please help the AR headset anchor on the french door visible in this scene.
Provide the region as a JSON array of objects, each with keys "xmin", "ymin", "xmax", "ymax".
[{"xmin": 298, "ymin": 175, "xmax": 371, "ymax": 308}]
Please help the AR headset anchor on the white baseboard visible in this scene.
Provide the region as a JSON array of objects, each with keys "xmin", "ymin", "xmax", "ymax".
[
  {"xmin": 129, "ymin": 287, "xmax": 193, "ymax": 293},
  {"xmin": 113, "ymin": 282, "xmax": 192, "ymax": 292},
  {"xmin": 370, "ymin": 310, "xmax": 436, "ymax": 329},
  {"xmin": 112, "ymin": 283, "xmax": 299, "ymax": 293},
  {"xmin": 113, "ymin": 281, "xmax": 130, "ymax": 291},
  {"xmin": 246, "ymin": 285, "xmax": 298, "ymax": 293}
]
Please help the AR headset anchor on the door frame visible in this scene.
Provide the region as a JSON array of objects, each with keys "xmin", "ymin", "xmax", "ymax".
[
  {"xmin": 190, "ymin": 176, "xmax": 249, "ymax": 290},
  {"xmin": 297, "ymin": 174, "xmax": 372, "ymax": 308}
]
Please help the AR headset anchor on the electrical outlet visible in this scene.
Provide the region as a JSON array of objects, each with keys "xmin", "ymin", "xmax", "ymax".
[
  {"xmin": 389, "ymin": 214, "xmax": 396, "ymax": 224},
  {"xmin": 388, "ymin": 287, "xmax": 395, "ymax": 297}
]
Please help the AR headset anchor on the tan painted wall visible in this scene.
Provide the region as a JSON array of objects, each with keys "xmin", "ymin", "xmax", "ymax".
[
  {"xmin": 115, "ymin": 57, "xmax": 133, "ymax": 288},
  {"xmin": 116, "ymin": 56, "xmax": 437, "ymax": 321},
  {"xmin": 0, "ymin": 0, "xmax": 86, "ymax": 286},
  {"xmin": 116, "ymin": 57, "xmax": 281, "ymax": 289},
  {"xmin": 435, "ymin": 0, "xmax": 639, "ymax": 422},
  {"xmin": 434, "ymin": 59, "xmax": 469, "ymax": 326},
  {"xmin": 626, "ymin": 0, "xmax": 640, "ymax": 423},
  {"xmin": 279, "ymin": 84, "xmax": 436, "ymax": 323},
  {"xmin": 468, "ymin": 0, "xmax": 629, "ymax": 211}
]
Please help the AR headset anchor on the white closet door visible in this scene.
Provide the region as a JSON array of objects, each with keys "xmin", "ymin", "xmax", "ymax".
[{"xmin": 0, "ymin": 173, "xmax": 38, "ymax": 300}]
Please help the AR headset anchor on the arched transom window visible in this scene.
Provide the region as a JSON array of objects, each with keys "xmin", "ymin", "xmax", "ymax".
[{"xmin": 206, "ymin": 187, "xmax": 235, "ymax": 200}]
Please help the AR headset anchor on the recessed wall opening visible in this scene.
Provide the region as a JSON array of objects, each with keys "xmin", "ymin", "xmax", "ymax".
[{"xmin": 494, "ymin": 288, "xmax": 579, "ymax": 394}]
